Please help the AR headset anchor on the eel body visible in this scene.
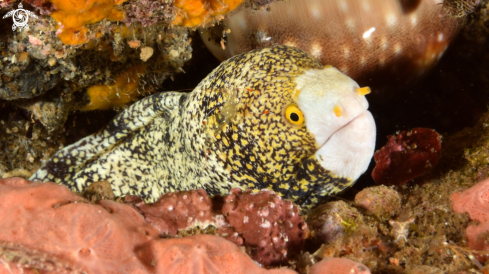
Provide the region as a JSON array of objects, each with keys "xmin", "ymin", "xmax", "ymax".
[{"xmin": 31, "ymin": 45, "xmax": 376, "ymax": 209}]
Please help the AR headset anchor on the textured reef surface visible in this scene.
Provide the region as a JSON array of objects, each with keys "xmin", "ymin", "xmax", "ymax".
[{"xmin": 2, "ymin": 0, "xmax": 489, "ymax": 273}]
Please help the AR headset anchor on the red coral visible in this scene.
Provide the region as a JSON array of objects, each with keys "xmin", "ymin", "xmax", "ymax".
[
  {"xmin": 451, "ymin": 178, "xmax": 489, "ymax": 251},
  {"xmin": 133, "ymin": 188, "xmax": 307, "ymax": 266},
  {"xmin": 132, "ymin": 189, "xmax": 217, "ymax": 236},
  {"xmin": 371, "ymin": 128, "xmax": 442, "ymax": 186},
  {"xmin": 222, "ymin": 189, "xmax": 307, "ymax": 266}
]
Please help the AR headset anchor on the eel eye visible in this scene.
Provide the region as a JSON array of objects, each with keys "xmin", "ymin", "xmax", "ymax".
[{"xmin": 285, "ymin": 104, "xmax": 305, "ymax": 126}]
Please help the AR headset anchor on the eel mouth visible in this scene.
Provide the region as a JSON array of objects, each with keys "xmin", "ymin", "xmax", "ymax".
[{"xmin": 314, "ymin": 110, "xmax": 377, "ymax": 181}]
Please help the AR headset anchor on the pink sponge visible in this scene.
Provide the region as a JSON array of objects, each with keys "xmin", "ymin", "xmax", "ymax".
[
  {"xmin": 310, "ymin": 257, "xmax": 371, "ymax": 274},
  {"xmin": 0, "ymin": 177, "xmax": 163, "ymax": 273},
  {"xmin": 451, "ymin": 178, "xmax": 489, "ymax": 250},
  {"xmin": 0, "ymin": 178, "xmax": 295, "ymax": 274}
]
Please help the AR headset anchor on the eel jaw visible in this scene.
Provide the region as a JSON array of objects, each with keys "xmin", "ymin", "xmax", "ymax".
[{"xmin": 315, "ymin": 110, "xmax": 376, "ymax": 181}]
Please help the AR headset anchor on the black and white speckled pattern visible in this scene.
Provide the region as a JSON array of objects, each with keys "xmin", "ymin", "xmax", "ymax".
[{"xmin": 31, "ymin": 45, "xmax": 356, "ymax": 209}]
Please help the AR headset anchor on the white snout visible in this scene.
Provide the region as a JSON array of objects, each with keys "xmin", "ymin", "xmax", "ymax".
[
  {"xmin": 315, "ymin": 111, "xmax": 376, "ymax": 180},
  {"xmin": 295, "ymin": 66, "xmax": 376, "ymax": 182}
]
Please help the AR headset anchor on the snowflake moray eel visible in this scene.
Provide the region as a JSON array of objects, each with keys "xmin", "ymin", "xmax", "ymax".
[{"xmin": 31, "ymin": 45, "xmax": 376, "ymax": 209}]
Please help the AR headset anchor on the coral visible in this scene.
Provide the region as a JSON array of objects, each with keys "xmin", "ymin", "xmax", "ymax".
[
  {"xmin": 172, "ymin": 0, "xmax": 243, "ymax": 27},
  {"xmin": 133, "ymin": 188, "xmax": 307, "ymax": 266},
  {"xmin": 49, "ymin": 0, "xmax": 127, "ymax": 45},
  {"xmin": 0, "ymin": 5, "xmax": 192, "ymax": 129},
  {"xmin": 133, "ymin": 189, "xmax": 216, "ymax": 236},
  {"xmin": 371, "ymin": 128, "xmax": 442, "ymax": 186},
  {"xmin": 82, "ymin": 64, "xmax": 147, "ymax": 110},
  {"xmin": 222, "ymin": 188, "xmax": 307, "ymax": 266},
  {"xmin": 451, "ymin": 177, "xmax": 489, "ymax": 250},
  {"xmin": 3, "ymin": 0, "xmax": 489, "ymax": 273},
  {"xmin": 354, "ymin": 186, "xmax": 401, "ymax": 221}
]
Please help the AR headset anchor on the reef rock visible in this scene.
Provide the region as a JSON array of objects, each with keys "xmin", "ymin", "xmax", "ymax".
[{"xmin": 354, "ymin": 185, "xmax": 402, "ymax": 220}]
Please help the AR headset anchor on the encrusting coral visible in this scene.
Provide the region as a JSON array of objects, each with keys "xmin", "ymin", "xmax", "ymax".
[{"xmin": 0, "ymin": 177, "xmax": 365, "ymax": 274}]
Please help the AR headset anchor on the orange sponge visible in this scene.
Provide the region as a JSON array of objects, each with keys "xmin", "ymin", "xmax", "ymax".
[
  {"xmin": 49, "ymin": 0, "xmax": 127, "ymax": 45},
  {"xmin": 82, "ymin": 64, "xmax": 146, "ymax": 110},
  {"xmin": 173, "ymin": 0, "xmax": 243, "ymax": 27}
]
